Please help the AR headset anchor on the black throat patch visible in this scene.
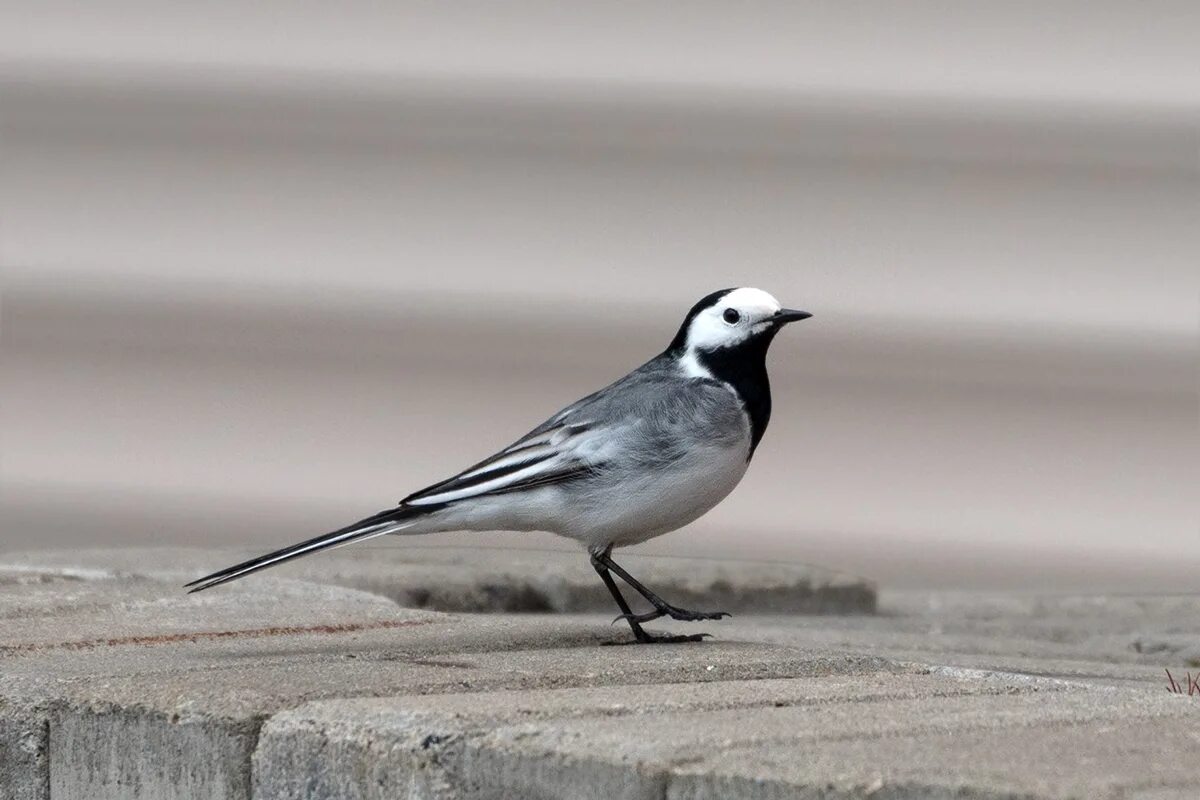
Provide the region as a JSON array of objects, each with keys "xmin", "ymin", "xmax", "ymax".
[{"xmin": 695, "ymin": 328, "xmax": 778, "ymax": 457}]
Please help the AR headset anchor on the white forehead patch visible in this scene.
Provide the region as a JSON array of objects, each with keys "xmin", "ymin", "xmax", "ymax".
[
  {"xmin": 721, "ymin": 288, "xmax": 782, "ymax": 317},
  {"xmin": 678, "ymin": 287, "xmax": 783, "ymax": 378}
]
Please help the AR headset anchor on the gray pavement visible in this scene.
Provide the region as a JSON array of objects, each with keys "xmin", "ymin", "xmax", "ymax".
[{"xmin": 2, "ymin": 549, "xmax": 1198, "ymax": 799}]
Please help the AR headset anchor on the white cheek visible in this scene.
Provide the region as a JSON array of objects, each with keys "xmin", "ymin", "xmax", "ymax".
[{"xmin": 686, "ymin": 313, "xmax": 745, "ymax": 350}]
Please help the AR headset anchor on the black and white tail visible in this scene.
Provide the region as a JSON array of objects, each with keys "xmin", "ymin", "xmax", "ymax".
[{"xmin": 184, "ymin": 506, "xmax": 428, "ymax": 593}]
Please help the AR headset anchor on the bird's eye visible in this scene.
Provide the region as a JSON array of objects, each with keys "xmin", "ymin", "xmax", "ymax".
[{"xmin": 722, "ymin": 308, "xmax": 741, "ymax": 325}]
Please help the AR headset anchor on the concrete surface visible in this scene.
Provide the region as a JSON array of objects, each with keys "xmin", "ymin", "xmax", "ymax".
[
  {"xmin": 2, "ymin": 549, "xmax": 1198, "ymax": 799},
  {"xmin": 0, "ymin": 545, "xmax": 877, "ymax": 614},
  {"xmin": 715, "ymin": 591, "xmax": 1200, "ymax": 688}
]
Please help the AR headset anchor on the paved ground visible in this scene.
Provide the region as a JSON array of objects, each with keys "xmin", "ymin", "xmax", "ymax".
[{"xmin": 2, "ymin": 548, "xmax": 1197, "ymax": 799}]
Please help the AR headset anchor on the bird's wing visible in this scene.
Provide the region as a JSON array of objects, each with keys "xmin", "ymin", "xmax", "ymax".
[
  {"xmin": 401, "ymin": 418, "xmax": 605, "ymax": 507},
  {"xmin": 401, "ymin": 357, "xmax": 690, "ymax": 508}
]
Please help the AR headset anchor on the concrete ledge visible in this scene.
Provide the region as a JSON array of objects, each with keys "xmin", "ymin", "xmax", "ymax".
[
  {"xmin": 250, "ymin": 674, "xmax": 1014, "ymax": 799},
  {"xmin": 0, "ymin": 555, "xmax": 889, "ymax": 799},
  {"xmin": 0, "ymin": 563, "xmax": 443, "ymax": 800},
  {"xmin": 3, "ymin": 550, "xmax": 1198, "ymax": 799},
  {"xmin": 254, "ymin": 678, "xmax": 1198, "ymax": 800}
]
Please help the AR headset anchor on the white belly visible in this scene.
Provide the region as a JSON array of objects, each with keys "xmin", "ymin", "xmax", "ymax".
[{"xmin": 567, "ymin": 438, "xmax": 752, "ymax": 549}]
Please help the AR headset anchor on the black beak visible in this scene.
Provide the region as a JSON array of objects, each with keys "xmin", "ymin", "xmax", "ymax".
[{"xmin": 775, "ymin": 309, "xmax": 813, "ymax": 324}]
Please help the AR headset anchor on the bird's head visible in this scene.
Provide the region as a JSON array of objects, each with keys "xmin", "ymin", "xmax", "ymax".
[{"xmin": 667, "ymin": 288, "xmax": 811, "ymax": 361}]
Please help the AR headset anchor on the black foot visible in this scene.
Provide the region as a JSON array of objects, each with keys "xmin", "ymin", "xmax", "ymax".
[
  {"xmin": 613, "ymin": 606, "xmax": 731, "ymax": 625},
  {"xmin": 604, "ymin": 631, "xmax": 712, "ymax": 646}
]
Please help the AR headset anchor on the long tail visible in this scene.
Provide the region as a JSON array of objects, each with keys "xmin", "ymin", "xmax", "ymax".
[{"xmin": 184, "ymin": 506, "xmax": 429, "ymax": 593}]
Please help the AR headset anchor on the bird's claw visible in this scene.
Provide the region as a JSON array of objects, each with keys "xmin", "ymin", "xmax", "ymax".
[
  {"xmin": 604, "ymin": 631, "xmax": 713, "ymax": 646},
  {"xmin": 613, "ymin": 608, "xmax": 731, "ymax": 625}
]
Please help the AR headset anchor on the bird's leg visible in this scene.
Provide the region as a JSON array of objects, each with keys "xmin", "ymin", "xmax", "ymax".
[
  {"xmin": 590, "ymin": 548, "xmax": 709, "ymax": 644},
  {"xmin": 592, "ymin": 548, "xmax": 730, "ymax": 627},
  {"xmin": 590, "ymin": 551, "xmax": 650, "ymax": 642}
]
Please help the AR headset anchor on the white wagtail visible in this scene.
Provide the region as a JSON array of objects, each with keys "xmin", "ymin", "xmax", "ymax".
[{"xmin": 188, "ymin": 288, "xmax": 811, "ymax": 643}]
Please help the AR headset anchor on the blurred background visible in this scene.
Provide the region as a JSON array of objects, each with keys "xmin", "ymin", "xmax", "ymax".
[{"xmin": 2, "ymin": 2, "xmax": 1197, "ymax": 592}]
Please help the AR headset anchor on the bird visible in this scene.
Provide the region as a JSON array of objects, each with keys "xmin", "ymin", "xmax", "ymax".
[{"xmin": 187, "ymin": 288, "xmax": 812, "ymax": 644}]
